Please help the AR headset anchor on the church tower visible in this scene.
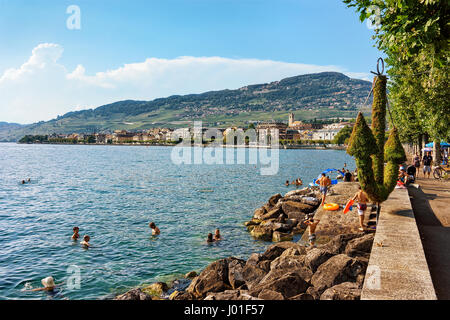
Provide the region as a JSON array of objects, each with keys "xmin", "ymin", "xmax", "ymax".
[{"xmin": 289, "ymin": 113, "xmax": 294, "ymax": 127}]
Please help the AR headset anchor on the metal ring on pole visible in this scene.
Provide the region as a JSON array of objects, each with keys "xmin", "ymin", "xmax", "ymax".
[
  {"xmin": 376, "ymin": 57, "xmax": 385, "ymax": 75},
  {"xmin": 370, "ymin": 57, "xmax": 385, "ymax": 76}
]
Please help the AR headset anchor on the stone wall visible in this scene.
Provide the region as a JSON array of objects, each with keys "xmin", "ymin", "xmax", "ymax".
[{"xmin": 360, "ymin": 188, "xmax": 437, "ymax": 300}]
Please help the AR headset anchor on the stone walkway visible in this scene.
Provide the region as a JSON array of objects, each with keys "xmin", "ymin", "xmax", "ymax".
[{"xmin": 408, "ymin": 177, "xmax": 450, "ymax": 300}]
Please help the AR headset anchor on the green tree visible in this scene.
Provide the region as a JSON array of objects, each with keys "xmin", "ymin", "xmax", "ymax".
[
  {"xmin": 332, "ymin": 125, "xmax": 353, "ymax": 145},
  {"xmin": 344, "ymin": 0, "xmax": 449, "ymax": 162}
]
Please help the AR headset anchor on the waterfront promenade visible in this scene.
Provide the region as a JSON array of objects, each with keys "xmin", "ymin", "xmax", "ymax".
[{"xmin": 409, "ymin": 178, "xmax": 450, "ymax": 300}]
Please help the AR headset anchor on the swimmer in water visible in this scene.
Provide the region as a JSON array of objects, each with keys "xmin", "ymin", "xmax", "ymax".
[
  {"xmin": 214, "ymin": 229, "xmax": 222, "ymax": 241},
  {"xmin": 71, "ymin": 227, "xmax": 80, "ymax": 240},
  {"xmin": 81, "ymin": 235, "xmax": 91, "ymax": 248},
  {"xmin": 207, "ymin": 233, "xmax": 215, "ymax": 243},
  {"xmin": 149, "ymin": 222, "xmax": 160, "ymax": 235},
  {"xmin": 285, "ymin": 180, "xmax": 290, "ymax": 186},
  {"xmin": 21, "ymin": 180, "xmax": 26, "ymax": 184},
  {"xmin": 27, "ymin": 276, "xmax": 60, "ymax": 292}
]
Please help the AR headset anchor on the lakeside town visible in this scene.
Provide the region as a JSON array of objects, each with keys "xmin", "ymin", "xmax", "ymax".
[{"xmin": 18, "ymin": 113, "xmax": 354, "ymax": 146}]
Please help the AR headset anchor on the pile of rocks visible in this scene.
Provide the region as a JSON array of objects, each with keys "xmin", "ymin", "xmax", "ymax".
[
  {"xmin": 245, "ymin": 187, "xmax": 321, "ymax": 242},
  {"xmin": 115, "ymin": 232, "xmax": 374, "ymax": 300}
]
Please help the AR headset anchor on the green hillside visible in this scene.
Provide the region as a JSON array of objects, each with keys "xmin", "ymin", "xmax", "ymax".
[{"xmin": 0, "ymin": 72, "xmax": 373, "ymax": 141}]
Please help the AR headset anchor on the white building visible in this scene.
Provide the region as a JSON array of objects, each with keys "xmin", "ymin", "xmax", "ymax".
[{"xmin": 311, "ymin": 129, "xmax": 341, "ymax": 141}]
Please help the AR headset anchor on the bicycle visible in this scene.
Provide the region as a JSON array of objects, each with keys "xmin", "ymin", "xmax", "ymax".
[{"xmin": 433, "ymin": 164, "xmax": 450, "ymax": 180}]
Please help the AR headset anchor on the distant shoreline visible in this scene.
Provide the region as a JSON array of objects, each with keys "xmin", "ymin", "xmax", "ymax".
[{"xmin": 11, "ymin": 142, "xmax": 347, "ymax": 150}]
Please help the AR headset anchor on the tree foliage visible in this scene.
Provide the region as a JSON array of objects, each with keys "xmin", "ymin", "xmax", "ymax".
[
  {"xmin": 332, "ymin": 125, "xmax": 353, "ymax": 145},
  {"xmin": 344, "ymin": 0, "xmax": 449, "ymax": 153}
]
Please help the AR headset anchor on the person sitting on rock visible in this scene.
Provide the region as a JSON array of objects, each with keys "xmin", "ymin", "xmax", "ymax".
[
  {"xmin": 149, "ymin": 222, "xmax": 160, "ymax": 235},
  {"xmin": 214, "ymin": 229, "xmax": 222, "ymax": 241}
]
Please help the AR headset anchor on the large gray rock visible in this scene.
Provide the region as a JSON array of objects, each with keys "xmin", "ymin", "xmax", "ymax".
[
  {"xmin": 272, "ymin": 231, "xmax": 294, "ymax": 242},
  {"xmin": 304, "ymin": 248, "xmax": 334, "ymax": 273},
  {"xmin": 310, "ymin": 254, "xmax": 367, "ymax": 293},
  {"xmin": 246, "ymin": 253, "xmax": 262, "ymax": 266},
  {"xmin": 228, "ymin": 258, "xmax": 246, "ymax": 289},
  {"xmin": 288, "ymin": 293, "xmax": 314, "ymax": 300},
  {"xmin": 249, "ymin": 272, "xmax": 309, "ymax": 299},
  {"xmin": 204, "ymin": 290, "xmax": 241, "ymax": 300},
  {"xmin": 269, "ymin": 255, "xmax": 312, "ymax": 282},
  {"xmin": 279, "ymin": 246, "xmax": 306, "ymax": 257},
  {"xmin": 142, "ymin": 282, "xmax": 169, "ymax": 296},
  {"xmin": 260, "ymin": 242, "xmax": 304, "ymax": 261},
  {"xmin": 241, "ymin": 264, "xmax": 268, "ymax": 289},
  {"xmin": 186, "ymin": 258, "xmax": 232, "ymax": 298},
  {"xmin": 268, "ymin": 194, "xmax": 283, "ymax": 207},
  {"xmin": 344, "ymin": 234, "xmax": 375, "ymax": 257},
  {"xmin": 320, "ymin": 233, "xmax": 364, "ymax": 255},
  {"xmin": 282, "ymin": 201, "xmax": 315, "ymax": 216},
  {"xmin": 258, "ymin": 289, "xmax": 284, "ymax": 300},
  {"xmin": 253, "ymin": 207, "xmax": 267, "ymax": 220},
  {"xmin": 284, "ymin": 189, "xmax": 310, "ymax": 198},
  {"xmin": 115, "ymin": 288, "xmax": 152, "ymax": 300},
  {"xmin": 256, "ymin": 260, "xmax": 271, "ymax": 273},
  {"xmin": 320, "ymin": 282, "xmax": 361, "ymax": 300},
  {"xmin": 250, "ymin": 225, "xmax": 273, "ymax": 241},
  {"xmin": 261, "ymin": 207, "xmax": 283, "ymax": 220},
  {"xmin": 170, "ymin": 290, "xmax": 196, "ymax": 300}
]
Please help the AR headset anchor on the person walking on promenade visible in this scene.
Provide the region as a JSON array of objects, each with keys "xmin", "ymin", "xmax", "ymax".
[
  {"xmin": 413, "ymin": 153, "xmax": 421, "ymax": 179},
  {"xmin": 422, "ymin": 152, "xmax": 433, "ymax": 179}
]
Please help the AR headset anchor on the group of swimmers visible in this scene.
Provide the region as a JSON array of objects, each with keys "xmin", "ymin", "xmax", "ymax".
[
  {"xmin": 71, "ymin": 227, "xmax": 91, "ymax": 248},
  {"xmin": 21, "ymin": 178, "xmax": 31, "ymax": 184},
  {"xmin": 285, "ymin": 178, "xmax": 303, "ymax": 187},
  {"xmin": 207, "ymin": 229, "xmax": 222, "ymax": 243}
]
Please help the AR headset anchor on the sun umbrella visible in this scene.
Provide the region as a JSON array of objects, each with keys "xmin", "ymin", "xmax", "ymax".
[{"xmin": 425, "ymin": 142, "xmax": 450, "ymax": 148}]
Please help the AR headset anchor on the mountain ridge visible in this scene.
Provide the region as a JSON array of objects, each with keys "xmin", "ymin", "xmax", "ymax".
[{"xmin": 0, "ymin": 72, "xmax": 372, "ymax": 141}]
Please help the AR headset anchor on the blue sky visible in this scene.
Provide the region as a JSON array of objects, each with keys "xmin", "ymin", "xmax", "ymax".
[{"xmin": 0, "ymin": 0, "xmax": 382, "ymax": 124}]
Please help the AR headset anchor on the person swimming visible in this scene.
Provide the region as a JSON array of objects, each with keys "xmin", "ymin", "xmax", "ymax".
[
  {"xmin": 214, "ymin": 229, "xmax": 222, "ymax": 241},
  {"xmin": 81, "ymin": 235, "xmax": 91, "ymax": 248},
  {"xmin": 149, "ymin": 222, "xmax": 160, "ymax": 235},
  {"xmin": 207, "ymin": 233, "xmax": 215, "ymax": 243},
  {"xmin": 285, "ymin": 180, "xmax": 290, "ymax": 186},
  {"xmin": 27, "ymin": 276, "xmax": 59, "ymax": 292},
  {"xmin": 71, "ymin": 227, "xmax": 80, "ymax": 240}
]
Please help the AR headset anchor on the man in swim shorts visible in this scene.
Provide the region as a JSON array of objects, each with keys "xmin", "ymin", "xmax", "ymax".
[
  {"xmin": 352, "ymin": 186, "xmax": 369, "ymax": 232},
  {"xmin": 318, "ymin": 173, "xmax": 331, "ymax": 206},
  {"xmin": 304, "ymin": 214, "xmax": 320, "ymax": 247}
]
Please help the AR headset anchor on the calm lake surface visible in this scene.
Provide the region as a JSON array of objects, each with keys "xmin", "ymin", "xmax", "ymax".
[{"xmin": 0, "ymin": 143, "xmax": 355, "ymax": 300}]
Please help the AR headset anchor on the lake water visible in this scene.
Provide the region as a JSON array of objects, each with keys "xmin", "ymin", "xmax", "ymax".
[{"xmin": 0, "ymin": 143, "xmax": 355, "ymax": 300}]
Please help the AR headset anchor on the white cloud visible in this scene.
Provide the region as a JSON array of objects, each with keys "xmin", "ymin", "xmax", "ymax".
[{"xmin": 0, "ymin": 43, "xmax": 370, "ymax": 124}]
